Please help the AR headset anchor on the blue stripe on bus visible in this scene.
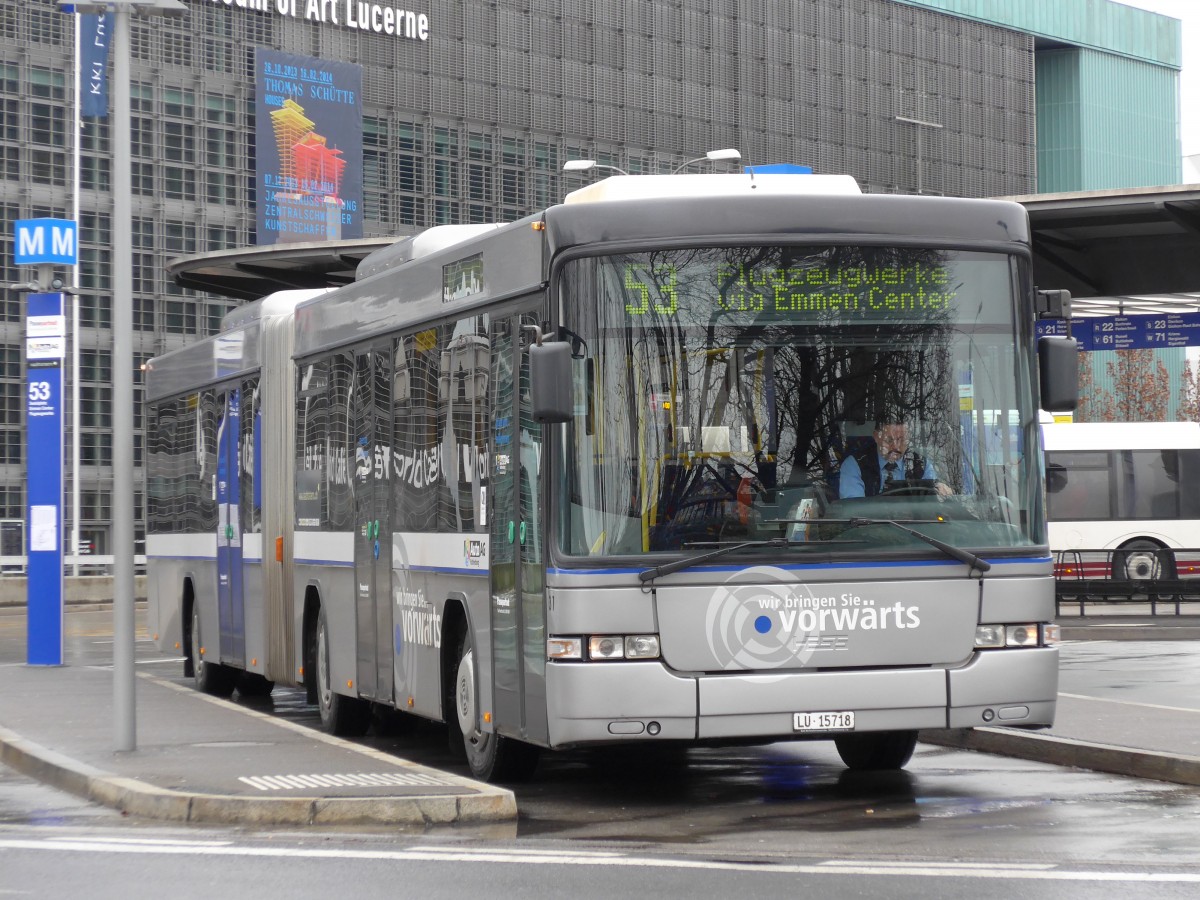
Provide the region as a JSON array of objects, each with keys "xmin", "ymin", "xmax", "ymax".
[
  {"xmin": 292, "ymin": 561, "xmax": 487, "ymax": 576},
  {"xmin": 548, "ymin": 556, "xmax": 1052, "ymax": 577},
  {"xmin": 145, "ymin": 558, "xmax": 264, "ymax": 565},
  {"xmin": 406, "ymin": 565, "xmax": 488, "ymax": 577}
]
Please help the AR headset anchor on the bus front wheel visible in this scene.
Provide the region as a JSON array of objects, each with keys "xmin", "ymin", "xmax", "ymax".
[
  {"xmin": 834, "ymin": 730, "xmax": 918, "ymax": 771},
  {"xmin": 453, "ymin": 631, "xmax": 540, "ymax": 783}
]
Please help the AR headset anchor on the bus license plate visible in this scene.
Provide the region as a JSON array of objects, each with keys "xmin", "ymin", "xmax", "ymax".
[{"xmin": 793, "ymin": 711, "xmax": 855, "ymax": 733}]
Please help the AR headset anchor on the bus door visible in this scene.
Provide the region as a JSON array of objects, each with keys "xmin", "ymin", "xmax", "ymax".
[
  {"xmin": 489, "ymin": 311, "xmax": 549, "ymax": 744},
  {"xmin": 215, "ymin": 388, "xmax": 245, "ymax": 668},
  {"xmin": 353, "ymin": 346, "xmax": 394, "ymax": 704}
]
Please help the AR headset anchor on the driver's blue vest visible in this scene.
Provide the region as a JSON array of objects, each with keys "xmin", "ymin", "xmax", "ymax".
[{"xmin": 852, "ymin": 445, "xmax": 928, "ymax": 497}]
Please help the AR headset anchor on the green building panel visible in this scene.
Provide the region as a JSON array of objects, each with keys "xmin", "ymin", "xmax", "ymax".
[
  {"xmin": 1037, "ymin": 48, "xmax": 1180, "ymax": 191},
  {"xmin": 895, "ymin": 0, "xmax": 1181, "ymax": 66},
  {"xmin": 899, "ymin": 0, "xmax": 1182, "ymax": 192}
]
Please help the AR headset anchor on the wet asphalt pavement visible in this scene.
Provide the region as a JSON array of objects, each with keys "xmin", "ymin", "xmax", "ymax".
[{"xmin": 1, "ymin": 604, "xmax": 1199, "ymax": 870}]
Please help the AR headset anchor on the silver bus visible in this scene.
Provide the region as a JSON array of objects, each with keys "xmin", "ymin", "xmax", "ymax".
[{"xmin": 145, "ymin": 172, "xmax": 1077, "ymax": 781}]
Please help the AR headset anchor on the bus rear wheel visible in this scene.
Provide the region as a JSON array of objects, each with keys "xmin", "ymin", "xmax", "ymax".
[
  {"xmin": 834, "ymin": 730, "xmax": 919, "ymax": 771},
  {"xmin": 190, "ymin": 603, "xmax": 236, "ymax": 698},
  {"xmin": 453, "ymin": 631, "xmax": 540, "ymax": 783},
  {"xmin": 1112, "ymin": 540, "xmax": 1174, "ymax": 583},
  {"xmin": 315, "ymin": 607, "xmax": 371, "ymax": 736}
]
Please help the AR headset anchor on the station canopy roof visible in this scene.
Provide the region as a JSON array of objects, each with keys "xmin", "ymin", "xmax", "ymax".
[
  {"xmin": 168, "ymin": 184, "xmax": 1200, "ymax": 319},
  {"xmin": 1007, "ymin": 183, "xmax": 1200, "ymax": 318},
  {"xmin": 167, "ymin": 237, "xmax": 399, "ymax": 301}
]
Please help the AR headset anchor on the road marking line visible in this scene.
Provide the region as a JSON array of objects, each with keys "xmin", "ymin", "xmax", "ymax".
[
  {"xmin": 819, "ymin": 859, "xmax": 1056, "ymax": 870},
  {"xmin": 0, "ymin": 838, "xmax": 1198, "ymax": 883},
  {"xmin": 1059, "ymin": 692, "xmax": 1200, "ymax": 714},
  {"xmin": 419, "ymin": 846, "xmax": 619, "ymax": 858},
  {"xmin": 45, "ymin": 836, "xmax": 232, "ymax": 848}
]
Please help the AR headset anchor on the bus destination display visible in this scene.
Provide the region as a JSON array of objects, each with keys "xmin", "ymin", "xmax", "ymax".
[{"xmin": 623, "ymin": 261, "xmax": 958, "ymax": 319}]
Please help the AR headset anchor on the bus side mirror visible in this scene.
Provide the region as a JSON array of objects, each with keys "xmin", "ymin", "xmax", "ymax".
[
  {"xmin": 1038, "ymin": 336, "xmax": 1079, "ymax": 412},
  {"xmin": 529, "ymin": 340, "xmax": 572, "ymax": 423}
]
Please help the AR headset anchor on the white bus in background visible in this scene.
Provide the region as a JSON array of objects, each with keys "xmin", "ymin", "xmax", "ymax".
[{"xmin": 1043, "ymin": 421, "xmax": 1200, "ymax": 582}]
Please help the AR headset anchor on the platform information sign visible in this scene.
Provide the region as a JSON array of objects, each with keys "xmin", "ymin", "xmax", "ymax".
[{"xmin": 1037, "ymin": 311, "xmax": 1200, "ymax": 351}]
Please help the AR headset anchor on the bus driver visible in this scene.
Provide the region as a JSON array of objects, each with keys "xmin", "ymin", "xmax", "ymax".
[{"xmin": 839, "ymin": 418, "xmax": 952, "ymax": 499}]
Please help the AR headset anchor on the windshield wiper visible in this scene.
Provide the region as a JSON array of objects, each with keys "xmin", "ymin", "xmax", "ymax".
[
  {"xmin": 638, "ymin": 538, "xmax": 788, "ymax": 583},
  {"xmin": 830, "ymin": 517, "xmax": 991, "ymax": 575}
]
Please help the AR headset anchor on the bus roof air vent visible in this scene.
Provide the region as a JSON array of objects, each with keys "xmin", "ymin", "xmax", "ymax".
[
  {"xmin": 562, "ymin": 173, "xmax": 861, "ymax": 204},
  {"xmin": 220, "ymin": 288, "xmax": 330, "ymax": 332},
  {"xmin": 356, "ymin": 224, "xmax": 507, "ymax": 281}
]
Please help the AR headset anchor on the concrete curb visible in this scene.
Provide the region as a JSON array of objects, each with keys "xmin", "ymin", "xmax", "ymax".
[
  {"xmin": 0, "ymin": 724, "xmax": 518, "ymax": 830},
  {"xmin": 920, "ymin": 727, "xmax": 1200, "ymax": 787}
]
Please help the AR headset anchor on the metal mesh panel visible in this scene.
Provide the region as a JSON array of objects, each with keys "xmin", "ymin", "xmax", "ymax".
[
  {"xmin": 431, "ymin": 76, "xmax": 465, "ymax": 119},
  {"xmin": 531, "ymin": 17, "xmax": 562, "ymax": 57},
  {"xmin": 594, "ymin": 27, "xmax": 623, "ymax": 69},
  {"xmin": 563, "ymin": 21, "xmax": 592, "ymax": 64}
]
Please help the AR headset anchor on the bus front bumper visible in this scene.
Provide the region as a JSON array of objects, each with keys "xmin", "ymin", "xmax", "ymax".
[{"xmin": 544, "ymin": 648, "xmax": 1058, "ymax": 748}]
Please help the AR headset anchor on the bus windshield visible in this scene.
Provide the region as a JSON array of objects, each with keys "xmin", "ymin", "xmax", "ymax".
[{"xmin": 557, "ymin": 245, "xmax": 1044, "ymax": 560}]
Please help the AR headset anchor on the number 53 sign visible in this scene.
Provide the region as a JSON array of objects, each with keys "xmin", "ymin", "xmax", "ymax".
[{"xmin": 29, "ymin": 380, "xmax": 53, "ymax": 403}]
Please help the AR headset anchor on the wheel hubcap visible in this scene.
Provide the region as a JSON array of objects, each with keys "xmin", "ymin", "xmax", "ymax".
[
  {"xmin": 317, "ymin": 623, "xmax": 332, "ymax": 711},
  {"xmin": 1126, "ymin": 551, "xmax": 1159, "ymax": 580},
  {"xmin": 190, "ymin": 608, "xmax": 201, "ymax": 675},
  {"xmin": 456, "ymin": 648, "xmax": 479, "ymax": 741}
]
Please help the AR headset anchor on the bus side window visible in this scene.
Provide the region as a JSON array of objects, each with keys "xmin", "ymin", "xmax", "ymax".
[
  {"xmin": 1182, "ymin": 450, "xmax": 1200, "ymax": 518},
  {"xmin": 1045, "ymin": 450, "xmax": 1111, "ymax": 520}
]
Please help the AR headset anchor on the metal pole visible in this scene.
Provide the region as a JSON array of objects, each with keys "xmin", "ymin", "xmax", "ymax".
[
  {"xmin": 894, "ymin": 116, "xmax": 943, "ymax": 196},
  {"xmin": 71, "ymin": 13, "xmax": 81, "ymax": 579},
  {"xmin": 916, "ymin": 129, "xmax": 923, "ymax": 195},
  {"xmin": 111, "ymin": 4, "xmax": 135, "ymax": 752}
]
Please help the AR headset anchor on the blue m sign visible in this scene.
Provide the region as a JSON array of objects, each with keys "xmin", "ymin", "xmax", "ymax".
[{"xmin": 14, "ymin": 219, "xmax": 78, "ymax": 266}]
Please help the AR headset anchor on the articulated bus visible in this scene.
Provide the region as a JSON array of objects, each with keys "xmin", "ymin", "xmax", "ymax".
[
  {"xmin": 145, "ymin": 172, "xmax": 1077, "ymax": 781},
  {"xmin": 1044, "ymin": 421, "xmax": 1200, "ymax": 582}
]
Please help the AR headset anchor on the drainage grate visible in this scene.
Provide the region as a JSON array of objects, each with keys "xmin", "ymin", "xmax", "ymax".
[{"xmin": 237, "ymin": 771, "xmax": 457, "ymax": 791}]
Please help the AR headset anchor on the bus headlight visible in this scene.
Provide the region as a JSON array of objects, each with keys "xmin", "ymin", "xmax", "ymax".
[
  {"xmin": 624, "ymin": 635, "xmax": 661, "ymax": 659},
  {"xmin": 1006, "ymin": 624, "xmax": 1038, "ymax": 647},
  {"xmin": 549, "ymin": 634, "xmax": 662, "ymax": 661},
  {"xmin": 974, "ymin": 624, "xmax": 1006, "ymax": 648},
  {"xmin": 975, "ymin": 623, "xmax": 1054, "ymax": 649},
  {"xmin": 547, "ymin": 637, "xmax": 583, "ymax": 660},
  {"xmin": 589, "ymin": 636, "xmax": 625, "ymax": 660}
]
